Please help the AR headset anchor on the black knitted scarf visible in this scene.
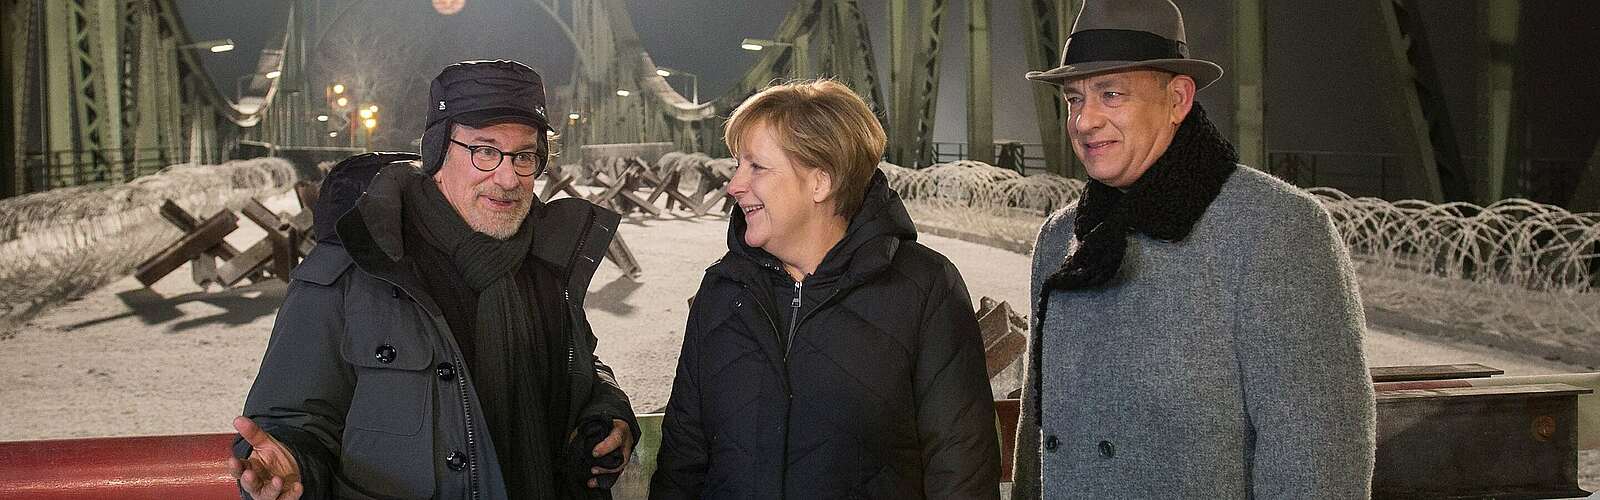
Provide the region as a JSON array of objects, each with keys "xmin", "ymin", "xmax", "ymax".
[{"xmin": 1042, "ymin": 102, "xmax": 1239, "ymax": 291}]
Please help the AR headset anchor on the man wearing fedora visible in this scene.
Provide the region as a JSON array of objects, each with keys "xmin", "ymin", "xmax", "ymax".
[
  {"xmin": 1012, "ymin": 0, "xmax": 1375, "ymax": 497},
  {"xmin": 228, "ymin": 60, "xmax": 639, "ymax": 499}
]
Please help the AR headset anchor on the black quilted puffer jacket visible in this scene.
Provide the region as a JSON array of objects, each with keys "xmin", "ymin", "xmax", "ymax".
[{"xmin": 650, "ymin": 171, "xmax": 1001, "ymax": 499}]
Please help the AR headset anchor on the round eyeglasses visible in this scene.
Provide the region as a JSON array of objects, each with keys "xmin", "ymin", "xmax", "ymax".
[{"xmin": 450, "ymin": 139, "xmax": 545, "ymax": 177}]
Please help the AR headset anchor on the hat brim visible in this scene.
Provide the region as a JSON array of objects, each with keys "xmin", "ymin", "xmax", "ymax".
[
  {"xmin": 453, "ymin": 108, "xmax": 548, "ymax": 131},
  {"xmin": 1025, "ymin": 59, "xmax": 1224, "ymax": 90}
]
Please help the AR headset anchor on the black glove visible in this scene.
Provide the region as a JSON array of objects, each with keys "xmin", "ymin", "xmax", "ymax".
[{"xmin": 566, "ymin": 415, "xmax": 625, "ymax": 489}]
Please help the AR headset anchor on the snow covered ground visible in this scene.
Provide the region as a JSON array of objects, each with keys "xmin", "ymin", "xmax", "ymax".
[{"xmin": 0, "ymin": 189, "xmax": 1592, "ymax": 491}]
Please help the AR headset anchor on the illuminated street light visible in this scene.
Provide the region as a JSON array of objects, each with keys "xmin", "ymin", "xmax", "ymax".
[
  {"xmin": 359, "ymin": 108, "xmax": 374, "ymax": 119},
  {"xmin": 180, "ymin": 39, "xmax": 235, "ymax": 53},
  {"xmin": 615, "ymin": 89, "xmax": 631, "ymax": 97},
  {"xmin": 740, "ymin": 38, "xmax": 792, "ymax": 51},
  {"xmin": 363, "ymin": 118, "xmax": 377, "ymax": 129},
  {"xmin": 568, "ymin": 112, "xmax": 581, "ymax": 120},
  {"xmin": 332, "ymin": 83, "xmax": 346, "ymax": 94},
  {"xmin": 329, "ymin": 131, "xmax": 339, "ymax": 138},
  {"xmin": 368, "ymin": 105, "xmax": 379, "ymax": 112},
  {"xmin": 656, "ymin": 66, "xmax": 700, "ymax": 104},
  {"xmin": 336, "ymin": 97, "xmax": 349, "ymax": 107},
  {"xmin": 316, "ymin": 114, "xmax": 329, "ymax": 122},
  {"xmin": 264, "ymin": 70, "xmax": 281, "ymax": 79}
]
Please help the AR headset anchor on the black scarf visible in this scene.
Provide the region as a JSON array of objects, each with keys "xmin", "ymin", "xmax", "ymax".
[
  {"xmin": 401, "ymin": 178, "xmax": 560, "ymax": 497},
  {"xmin": 1043, "ymin": 102, "xmax": 1239, "ymax": 291}
]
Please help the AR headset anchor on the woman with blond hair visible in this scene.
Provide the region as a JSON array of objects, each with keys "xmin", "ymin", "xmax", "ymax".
[{"xmin": 649, "ymin": 80, "xmax": 1000, "ymax": 499}]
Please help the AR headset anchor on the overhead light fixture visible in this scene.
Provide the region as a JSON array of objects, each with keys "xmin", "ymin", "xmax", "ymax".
[
  {"xmin": 180, "ymin": 38, "xmax": 235, "ymax": 53},
  {"xmin": 264, "ymin": 70, "xmax": 281, "ymax": 79},
  {"xmin": 615, "ymin": 89, "xmax": 631, "ymax": 97},
  {"xmin": 655, "ymin": 69, "xmax": 671, "ymax": 77},
  {"xmin": 740, "ymin": 38, "xmax": 792, "ymax": 52},
  {"xmin": 329, "ymin": 131, "xmax": 339, "ymax": 137},
  {"xmin": 210, "ymin": 43, "xmax": 235, "ymax": 53},
  {"xmin": 332, "ymin": 83, "xmax": 345, "ymax": 94},
  {"xmin": 316, "ymin": 114, "xmax": 329, "ymax": 122},
  {"xmin": 336, "ymin": 97, "xmax": 349, "ymax": 107},
  {"xmin": 568, "ymin": 112, "xmax": 580, "ymax": 120}
]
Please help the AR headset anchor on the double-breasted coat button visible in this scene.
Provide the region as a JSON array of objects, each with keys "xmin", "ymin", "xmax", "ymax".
[
  {"xmin": 445, "ymin": 451, "xmax": 467, "ymax": 471},
  {"xmin": 437, "ymin": 362, "xmax": 456, "ymax": 381},
  {"xmin": 1098, "ymin": 440, "xmax": 1115, "ymax": 459},
  {"xmin": 1043, "ymin": 434, "xmax": 1059, "ymax": 452},
  {"xmin": 374, "ymin": 344, "xmax": 397, "ymax": 364}
]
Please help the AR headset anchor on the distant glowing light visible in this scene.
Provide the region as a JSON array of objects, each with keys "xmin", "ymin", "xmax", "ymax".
[
  {"xmin": 329, "ymin": 131, "xmax": 339, "ymax": 138},
  {"xmin": 368, "ymin": 105, "xmax": 378, "ymax": 112},
  {"xmin": 336, "ymin": 97, "xmax": 349, "ymax": 107},
  {"xmin": 209, "ymin": 43, "xmax": 234, "ymax": 53},
  {"xmin": 316, "ymin": 114, "xmax": 329, "ymax": 122},
  {"xmin": 264, "ymin": 70, "xmax": 281, "ymax": 79},
  {"xmin": 433, "ymin": 0, "xmax": 466, "ymax": 15},
  {"xmin": 740, "ymin": 43, "xmax": 763, "ymax": 51},
  {"xmin": 359, "ymin": 109, "xmax": 374, "ymax": 119},
  {"xmin": 656, "ymin": 69, "xmax": 671, "ymax": 77},
  {"xmin": 615, "ymin": 89, "xmax": 631, "ymax": 97},
  {"xmin": 363, "ymin": 118, "xmax": 377, "ymax": 129},
  {"xmin": 568, "ymin": 113, "xmax": 580, "ymax": 120},
  {"xmin": 332, "ymin": 84, "xmax": 345, "ymax": 94}
]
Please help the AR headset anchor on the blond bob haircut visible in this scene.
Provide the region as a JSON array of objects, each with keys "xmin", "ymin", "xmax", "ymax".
[{"xmin": 724, "ymin": 79, "xmax": 887, "ymax": 219}]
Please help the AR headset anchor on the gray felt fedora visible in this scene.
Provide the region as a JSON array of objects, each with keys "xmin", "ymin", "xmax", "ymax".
[{"xmin": 1025, "ymin": 0, "xmax": 1224, "ymax": 89}]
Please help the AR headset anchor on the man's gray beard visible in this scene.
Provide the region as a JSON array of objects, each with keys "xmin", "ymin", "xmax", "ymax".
[{"xmin": 473, "ymin": 209, "xmax": 528, "ymax": 240}]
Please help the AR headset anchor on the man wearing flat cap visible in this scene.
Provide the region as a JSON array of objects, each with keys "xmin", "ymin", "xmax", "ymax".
[
  {"xmin": 1012, "ymin": 0, "xmax": 1375, "ymax": 497},
  {"xmin": 229, "ymin": 60, "xmax": 639, "ymax": 499}
]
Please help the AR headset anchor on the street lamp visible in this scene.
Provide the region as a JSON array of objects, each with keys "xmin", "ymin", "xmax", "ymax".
[
  {"xmin": 336, "ymin": 96, "xmax": 349, "ymax": 107},
  {"xmin": 265, "ymin": 70, "xmax": 281, "ymax": 79},
  {"xmin": 316, "ymin": 114, "xmax": 329, "ymax": 122},
  {"xmin": 615, "ymin": 89, "xmax": 631, "ymax": 97},
  {"xmin": 179, "ymin": 38, "xmax": 235, "ymax": 53},
  {"xmin": 740, "ymin": 38, "xmax": 792, "ymax": 51},
  {"xmin": 331, "ymin": 83, "xmax": 345, "ymax": 95},
  {"xmin": 568, "ymin": 112, "xmax": 581, "ymax": 120},
  {"xmin": 655, "ymin": 66, "xmax": 699, "ymax": 104}
]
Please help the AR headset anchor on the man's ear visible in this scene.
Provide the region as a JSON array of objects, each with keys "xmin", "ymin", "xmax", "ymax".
[
  {"xmin": 810, "ymin": 168, "xmax": 833, "ymax": 204},
  {"xmin": 1167, "ymin": 74, "xmax": 1197, "ymax": 124}
]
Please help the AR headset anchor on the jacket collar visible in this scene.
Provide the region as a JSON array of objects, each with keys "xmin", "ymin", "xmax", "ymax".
[
  {"xmin": 712, "ymin": 169, "xmax": 917, "ymax": 289},
  {"xmin": 336, "ymin": 162, "xmax": 619, "ymax": 311}
]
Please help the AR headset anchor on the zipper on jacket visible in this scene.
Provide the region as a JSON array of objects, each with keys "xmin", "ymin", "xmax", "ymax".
[
  {"xmin": 786, "ymin": 279, "xmax": 802, "ymax": 357},
  {"xmin": 374, "ymin": 276, "xmax": 481, "ymax": 499}
]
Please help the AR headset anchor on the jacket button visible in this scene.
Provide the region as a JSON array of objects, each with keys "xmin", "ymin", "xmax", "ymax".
[
  {"xmin": 445, "ymin": 451, "xmax": 467, "ymax": 471},
  {"xmin": 437, "ymin": 362, "xmax": 456, "ymax": 381},
  {"xmin": 1043, "ymin": 434, "xmax": 1059, "ymax": 452},
  {"xmin": 1099, "ymin": 440, "xmax": 1115, "ymax": 459},
  {"xmin": 375, "ymin": 344, "xmax": 397, "ymax": 364}
]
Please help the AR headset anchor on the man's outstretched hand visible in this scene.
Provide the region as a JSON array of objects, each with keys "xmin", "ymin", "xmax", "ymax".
[{"xmin": 230, "ymin": 416, "xmax": 304, "ymax": 500}]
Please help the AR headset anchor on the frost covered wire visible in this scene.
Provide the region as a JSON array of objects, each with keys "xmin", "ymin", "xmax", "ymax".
[
  {"xmin": 881, "ymin": 159, "xmax": 1598, "ymax": 341},
  {"xmin": 0, "ymin": 158, "xmax": 298, "ymax": 324}
]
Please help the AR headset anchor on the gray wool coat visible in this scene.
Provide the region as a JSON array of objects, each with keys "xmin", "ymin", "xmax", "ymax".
[{"xmin": 1012, "ymin": 166, "xmax": 1376, "ymax": 499}]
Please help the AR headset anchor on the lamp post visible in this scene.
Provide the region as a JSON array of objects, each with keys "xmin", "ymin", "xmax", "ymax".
[
  {"xmin": 178, "ymin": 38, "xmax": 235, "ymax": 53},
  {"xmin": 655, "ymin": 66, "xmax": 699, "ymax": 104},
  {"xmin": 740, "ymin": 38, "xmax": 804, "ymax": 77}
]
